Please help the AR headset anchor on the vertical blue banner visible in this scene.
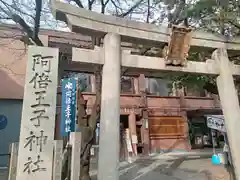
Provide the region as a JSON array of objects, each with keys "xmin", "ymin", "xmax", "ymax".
[{"xmin": 60, "ymin": 78, "xmax": 77, "ymax": 137}]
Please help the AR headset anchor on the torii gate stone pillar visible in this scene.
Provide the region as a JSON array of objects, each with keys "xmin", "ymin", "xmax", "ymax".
[
  {"xmin": 213, "ymin": 48, "xmax": 240, "ymax": 179},
  {"xmin": 98, "ymin": 33, "xmax": 121, "ymax": 180}
]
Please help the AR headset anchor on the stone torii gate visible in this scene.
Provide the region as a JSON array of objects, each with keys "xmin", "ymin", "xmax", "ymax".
[{"xmin": 51, "ymin": 0, "xmax": 240, "ymax": 180}]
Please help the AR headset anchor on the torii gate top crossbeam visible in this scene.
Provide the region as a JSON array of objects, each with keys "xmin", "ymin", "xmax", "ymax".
[{"xmin": 51, "ymin": 0, "xmax": 240, "ymax": 51}]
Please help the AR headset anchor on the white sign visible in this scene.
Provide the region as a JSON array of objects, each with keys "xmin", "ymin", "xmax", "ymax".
[
  {"xmin": 132, "ymin": 135, "xmax": 138, "ymax": 144},
  {"xmin": 125, "ymin": 129, "xmax": 133, "ymax": 152},
  {"xmin": 16, "ymin": 46, "xmax": 59, "ymax": 180},
  {"xmin": 207, "ymin": 115, "xmax": 226, "ymax": 132}
]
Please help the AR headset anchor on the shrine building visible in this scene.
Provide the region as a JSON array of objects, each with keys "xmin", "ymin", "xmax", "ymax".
[{"xmin": 0, "ymin": 24, "xmax": 221, "ymax": 167}]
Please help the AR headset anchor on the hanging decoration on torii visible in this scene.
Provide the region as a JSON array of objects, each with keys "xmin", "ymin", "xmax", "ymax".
[{"xmin": 163, "ymin": 25, "xmax": 192, "ymax": 66}]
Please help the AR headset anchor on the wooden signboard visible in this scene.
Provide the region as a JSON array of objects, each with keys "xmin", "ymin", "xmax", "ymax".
[{"xmin": 164, "ymin": 25, "xmax": 192, "ymax": 66}]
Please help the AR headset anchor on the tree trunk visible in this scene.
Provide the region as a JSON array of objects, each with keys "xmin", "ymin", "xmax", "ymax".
[
  {"xmin": 79, "ymin": 127, "xmax": 93, "ymax": 180},
  {"xmin": 78, "ymin": 70, "xmax": 101, "ymax": 180}
]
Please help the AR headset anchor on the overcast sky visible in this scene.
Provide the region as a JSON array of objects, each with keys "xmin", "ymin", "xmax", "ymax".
[{"xmin": 1, "ymin": 0, "xmax": 168, "ymax": 32}]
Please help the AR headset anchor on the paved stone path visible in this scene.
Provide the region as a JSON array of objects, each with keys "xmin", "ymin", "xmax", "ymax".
[
  {"xmin": 0, "ymin": 152, "xmax": 230, "ymax": 180},
  {"xmin": 90, "ymin": 153, "xmax": 230, "ymax": 180}
]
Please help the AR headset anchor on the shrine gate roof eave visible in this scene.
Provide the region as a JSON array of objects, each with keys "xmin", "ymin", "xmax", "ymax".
[
  {"xmin": 51, "ymin": 0, "xmax": 240, "ymax": 51},
  {"xmin": 71, "ymin": 47, "xmax": 240, "ymax": 76}
]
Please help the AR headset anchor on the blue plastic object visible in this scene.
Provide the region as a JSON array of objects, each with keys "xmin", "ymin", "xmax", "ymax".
[
  {"xmin": 0, "ymin": 115, "xmax": 7, "ymax": 130},
  {"xmin": 212, "ymin": 154, "xmax": 221, "ymax": 165}
]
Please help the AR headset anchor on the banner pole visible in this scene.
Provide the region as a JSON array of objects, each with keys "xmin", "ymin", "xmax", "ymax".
[{"xmin": 75, "ymin": 77, "xmax": 79, "ymax": 132}]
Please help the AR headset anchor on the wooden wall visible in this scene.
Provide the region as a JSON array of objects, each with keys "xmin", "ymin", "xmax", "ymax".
[{"xmin": 149, "ymin": 116, "xmax": 190, "ymax": 152}]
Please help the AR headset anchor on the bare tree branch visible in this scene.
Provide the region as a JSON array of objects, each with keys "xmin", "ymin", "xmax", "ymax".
[
  {"xmin": 100, "ymin": 0, "xmax": 111, "ymax": 14},
  {"xmin": 88, "ymin": 0, "xmax": 96, "ymax": 10},
  {"xmin": 0, "ymin": 16, "xmax": 11, "ymax": 20},
  {"xmin": 12, "ymin": 14, "xmax": 43, "ymax": 46},
  {"xmin": 33, "ymin": 0, "xmax": 42, "ymax": 41},
  {"xmin": 227, "ymin": 20, "xmax": 240, "ymax": 30},
  {"xmin": 118, "ymin": 0, "xmax": 144, "ymax": 17},
  {"xmin": 0, "ymin": 0, "xmax": 43, "ymax": 46},
  {"xmin": 73, "ymin": 0, "xmax": 84, "ymax": 8},
  {"xmin": 11, "ymin": 0, "xmax": 35, "ymax": 19},
  {"xmin": 146, "ymin": 0, "xmax": 150, "ymax": 23},
  {"xmin": 0, "ymin": 0, "xmax": 12, "ymax": 14},
  {"xmin": 169, "ymin": 0, "xmax": 186, "ymax": 25},
  {"xmin": 101, "ymin": 0, "xmax": 105, "ymax": 14},
  {"xmin": 110, "ymin": 0, "xmax": 122, "ymax": 16}
]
